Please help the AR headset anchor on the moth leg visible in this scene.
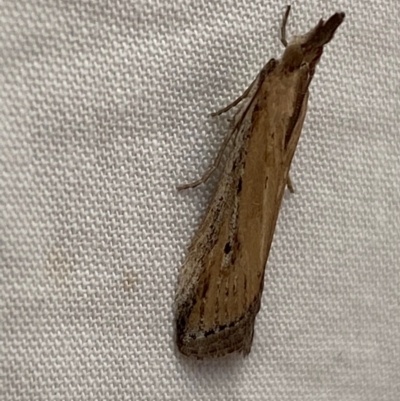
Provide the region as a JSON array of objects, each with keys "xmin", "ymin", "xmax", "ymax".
[
  {"xmin": 178, "ymin": 86, "xmax": 254, "ymax": 190},
  {"xmin": 178, "ymin": 59, "xmax": 276, "ymax": 190},
  {"xmin": 287, "ymin": 175, "xmax": 294, "ymax": 193},
  {"xmin": 211, "ymin": 78, "xmax": 257, "ymax": 117},
  {"xmin": 280, "ymin": 5, "xmax": 291, "ymax": 47},
  {"xmin": 212, "ymin": 55, "xmax": 277, "ymax": 118},
  {"xmin": 177, "ymin": 124, "xmax": 236, "ymax": 190}
]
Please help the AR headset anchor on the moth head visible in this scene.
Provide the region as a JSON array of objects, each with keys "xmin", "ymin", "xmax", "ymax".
[{"xmin": 281, "ymin": 11, "xmax": 345, "ymax": 71}]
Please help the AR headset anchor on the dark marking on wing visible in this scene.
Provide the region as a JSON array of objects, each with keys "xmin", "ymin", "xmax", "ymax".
[
  {"xmin": 201, "ymin": 277, "xmax": 210, "ymax": 298},
  {"xmin": 176, "ymin": 296, "xmax": 195, "ymax": 343},
  {"xmin": 237, "ymin": 177, "xmax": 242, "ymax": 194},
  {"xmin": 204, "ymin": 329, "xmax": 214, "ymax": 338},
  {"xmin": 224, "ymin": 242, "xmax": 232, "ymax": 254}
]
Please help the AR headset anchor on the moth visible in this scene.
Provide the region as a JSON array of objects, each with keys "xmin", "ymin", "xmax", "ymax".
[{"xmin": 175, "ymin": 6, "xmax": 345, "ymax": 359}]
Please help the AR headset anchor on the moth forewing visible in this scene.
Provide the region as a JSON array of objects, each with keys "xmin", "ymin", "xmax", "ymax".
[{"xmin": 176, "ymin": 8, "xmax": 345, "ymax": 359}]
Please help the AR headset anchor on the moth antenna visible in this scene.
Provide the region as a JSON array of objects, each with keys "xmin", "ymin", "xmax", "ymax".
[{"xmin": 280, "ymin": 5, "xmax": 291, "ymax": 47}]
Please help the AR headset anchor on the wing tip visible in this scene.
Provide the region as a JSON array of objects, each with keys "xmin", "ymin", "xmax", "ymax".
[{"xmin": 176, "ymin": 302, "xmax": 259, "ymax": 359}]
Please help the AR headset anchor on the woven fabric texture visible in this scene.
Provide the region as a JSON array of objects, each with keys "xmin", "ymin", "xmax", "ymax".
[{"xmin": 2, "ymin": 0, "xmax": 400, "ymax": 400}]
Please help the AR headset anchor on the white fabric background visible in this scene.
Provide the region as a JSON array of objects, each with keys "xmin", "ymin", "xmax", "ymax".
[{"xmin": 1, "ymin": 0, "xmax": 400, "ymax": 400}]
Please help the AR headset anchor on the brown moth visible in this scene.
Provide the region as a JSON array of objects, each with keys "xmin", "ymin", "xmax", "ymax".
[{"xmin": 175, "ymin": 6, "xmax": 345, "ymax": 359}]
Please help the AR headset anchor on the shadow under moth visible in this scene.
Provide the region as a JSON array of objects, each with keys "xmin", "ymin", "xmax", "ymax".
[{"xmin": 175, "ymin": 6, "xmax": 345, "ymax": 359}]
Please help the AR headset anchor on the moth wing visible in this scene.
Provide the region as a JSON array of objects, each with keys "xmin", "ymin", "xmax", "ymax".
[{"xmin": 176, "ymin": 63, "xmax": 311, "ymax": 359}]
